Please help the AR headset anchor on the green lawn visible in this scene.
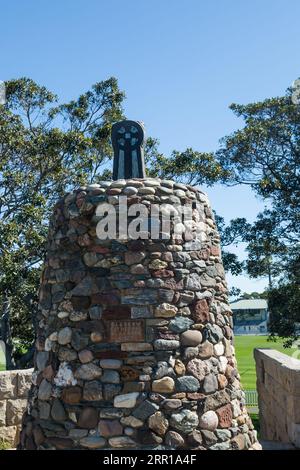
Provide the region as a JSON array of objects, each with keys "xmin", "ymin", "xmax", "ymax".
[
  {"xmin": 234, "ymin": 335, "xmax": 295, "ymax": 389},
  {"xmin": 0, "ymin": 344, "xmax": 5, "ymax": 371}
]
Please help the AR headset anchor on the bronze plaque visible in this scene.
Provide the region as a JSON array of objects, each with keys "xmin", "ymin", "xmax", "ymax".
[{"xmin": 108, "ymin": 320, "xmax": 144, "ymax": 343}]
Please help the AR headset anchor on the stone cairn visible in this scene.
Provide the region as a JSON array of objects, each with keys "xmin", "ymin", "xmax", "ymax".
[{"xmin": 19, "ymin": 120, "xmax": 261, "ymax": 450}]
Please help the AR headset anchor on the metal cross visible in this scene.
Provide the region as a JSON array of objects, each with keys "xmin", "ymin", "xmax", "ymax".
[{"xmin": 111, "ymin": 120, "xmax": 146, "ymax": 180}]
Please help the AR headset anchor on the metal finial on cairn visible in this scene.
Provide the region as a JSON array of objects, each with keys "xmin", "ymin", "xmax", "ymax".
[{"xmin": 111, "ymin": 120, "xmax": 146, "ymax": 180}]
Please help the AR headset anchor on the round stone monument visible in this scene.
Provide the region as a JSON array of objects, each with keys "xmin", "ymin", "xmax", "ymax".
[{"xmin": 19, "ymin": 121, "xmax": 261, "ymax": 450}]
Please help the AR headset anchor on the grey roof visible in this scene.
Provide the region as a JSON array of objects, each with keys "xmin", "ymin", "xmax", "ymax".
[{"xmin": 230, "ymin": 299, "xmax": 268, "ymax": 310}]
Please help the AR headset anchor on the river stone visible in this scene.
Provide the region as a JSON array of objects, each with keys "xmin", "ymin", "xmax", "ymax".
[
  {"xmin": 39, "ymin": 401, "xmax": 50, "ymax": 420},
  {"xmin": 215, "ymin": 429, "xmax": 231, "ymax": 441},
  {"xmin": 124, "ymin": 251, "xmax": 146, "ymax": 265},
  {"xmin": 78, "ymin": 407, "xmax": 99, "ymax": 429},
  {"xmin": 201, "ymin": 429, "xmax": 218, "ymax": 445},
  {"xmin": 165, "ymin": 431, "xmax": 185, "ymax": 448},
  {"xmin": 108, "ymin": 436, "xmax": 136, "ymax": 448},
  {"xmin": 214, "ymin": 342, "xmax": 225, "ymax": 356},
  {"xmin": 154, "ymin": 339, "xmax": 180, "ymax": 350},
  {"xmin": 155, "ymin": 303, "xmax": 178, "ymax": 318},
  {"xmin": 186, "ymin": 358, "xmax": 207, "ymax": 381},
  {"xmin": 183, "ymin": 347, "xmax": 199, "ymax": 361},
  {"xmin": 57, "ymin": 327, "xmax": 72, "ymax": 345},
  {"xmin": 80, "ymin": 436, "xmax": 106, "ymax": 449},
  {"xmin": 169, "ymin": 316, "xmax": 193, "ymax": 333},
  {"xmin": 123, "ymin": 186, "xmax": 138, "ymax": 195},
  {"xmin": 98, "ymin": 419, "xmax": 123, "ymax": 437},
  {"xmin": 51, "ymin": 399, "xmax": 67, "ymax": 421},
  {"xmin": 58, "ymin": 347, "xmax": 77, "ymax": 362},
  {"xmin": 202, "ymin": 374, "xmax": 218, "ymax": 394},
  {"xmin": 170, "ymin": 410, "xmax": 199, "ymax": 434},
  {"xmin": 38, "ymin": 379, "xmax": 52, "ymax": 401},
  {"xmin": 78, "ymin": 349, "xmax": 94, "ymax": 363},
  {"xmin": 69, "ymin": 429, "xmax": 88, "ymax": 439},
  {"xmin": 101, "ymin": 370, "xmax": 120, "ymax": 384},
  {"xmin": 185, "ymin": 273, "xmax": 202, "ymax": 290},
  {"xmin": 176, "ymin": 376, "xmax": 200, "ymax": 392},
  {"xmin": 199, "ymin": 410, "xmax": 219, "ymax": 431},
  {"xmin": 149, "ymin": 259, "xmax": 168, "ymax": 271},
  {"xmin": 100, "ymin": 359, "xmax": 122, "ymax": 369},
  {"xmin": 148, "ymin": 411, "xmax": 169, "ymax": 436},
  {"xmin": 132, "ymin": 400, "xmax": 159, "ymax": 421},
  {"xmin": 100, "ymin": 408, "xmax": 123, "ymax": 419},
  {"xmin": 114, "ymin": 392, "xmax": 139, "ymax": 408},
  {"xmin": 152, "ymin": 377, "xmax": 175, "ymax": 393},
  {"xmin": 203, "ymin": 324, "xmax": 223, "ymax": 344},
  {"xmin": 36, "ymin": 351, "xmax": 49, "ymax": 371},
  {"xmin": 180, "ymin": 330, "xmax": 202, "ymax": 346},
  {"xmin": 61, "ymin": 386, "xmax": 82, "ymax": 404},
  {"xmin": 83, "ymin": 381, "xmax": 103, "ymax": 401},
  {"xmin": 174, "ymin": 359, "xmax": 185, "ymax": 376},
  {"xmin": 163, "ymin": 399, "xmax": 182, "ymax": 410},
  {"xmin": 104, "ymin": 384, "xmax": 122, "ymax": 400},
  {"xmin": 121, "ymin": 416, "xmax": 143, "ymax": 428},
  {"xmin": 210, "ymin": 441, "xmax": 231, "ymax": 450},
  {"xmin": 198, "ymin": 341, "xmax": 214, "ymax": 359},
  {"xmin": 89, "ymin": 305, "xmax": 102, "ymax": 319},
  {"xmin": 75, "ymin": 363, "xmax": 102, "ymax": 380}
]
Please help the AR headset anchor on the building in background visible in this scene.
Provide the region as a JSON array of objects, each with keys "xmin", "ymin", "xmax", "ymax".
[{"xmin": 230, "ymin": 299, "xmax": 269, "ymax": 335}]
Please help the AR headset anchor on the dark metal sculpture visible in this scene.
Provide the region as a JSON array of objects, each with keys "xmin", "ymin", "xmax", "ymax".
[{"xmin": 112, "ymin": 120, "xmax": 146, "ymax": 179}]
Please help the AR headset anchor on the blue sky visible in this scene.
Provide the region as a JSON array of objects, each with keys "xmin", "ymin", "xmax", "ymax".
[{"xmin": 1, "ymin": 0, "xmax": 300, "ymax": 292}]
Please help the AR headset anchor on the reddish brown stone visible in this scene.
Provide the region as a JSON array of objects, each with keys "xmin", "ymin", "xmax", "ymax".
[
  {"xmin": 61, "ymin": 386, "xmax": 82, "ymax": 404},
  {"xmin": 48, "ymin": 437, "xmax": 74, "ymax": 449},
  {"xmin": 107, "ymin": 188, "xmax": 122, "ymax": 195},
  {"xmin": 91, "ymin": 293, "xmax": 119, "ymax": 305},
  {"xmin": 218, "ymin": 374, "xmax": 228, "ymax": 389},
  {"xmin": 216, "ymin": 404, "xmax": 233, "ymax": 428},
  {"xmin": 98, "ymin": 419, "xmax": 123, "ymax": 437},
  {"xmin": 120, "ymin": 366, "xmax": 140, "ymax": 382},
  {"xmin": 191, "ymin": 300, "xmax": 209, "ymax": 323},
  {"xmin": 152, "ymin": 269, "xmax": 174, "ymax": 278},
  {"xmin": 187, "ymin": 392, "xmax": 206, "ymax": 400},
  {"xmin": 88, "ymin": 246, "xmax": 110, "ymax": 254},
  {"xmin": 187, "ymin": 430, "xmax": 203, "ymax": 447},
  {"xmin": 122, "ymin": 381, "xmax": 145, "ymax": 393},
  {"xmin": 42, "ymin": 365, "xmax": 54, "ymax": 381},
  {"xmin": 102, "ymin": 306, "xmax": 131, "ymax": 320},
  {"xmin": 94, "ymin": 350, "xmax": 127, "ymax": 359},
  {"xmin": 210, "ymin": 245, "xmax": 220, "ymax": 256},
  {"xmin": 127, "ymin": 196, "xmax": 142, "ymax": 206},
  {"xmin": 163, "ymin": 279, "xmax": 184, "ymax": 290},
  {"xmin": 128, "ymin": 240, "xmax": 145, "ymax": 251},
  {"xmin": 157, "ymin": 329, "xmax": 179, "ymax": 341},
  {"xmin": 78, "ymin": 407, "xmax": 99, "ymax": 429},
  {"xmin": 71, "ymin": 296, "xmax": 91, "ymax": 309}
]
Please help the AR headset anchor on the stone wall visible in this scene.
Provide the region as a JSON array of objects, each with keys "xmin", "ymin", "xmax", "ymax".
[
  {"xmin": 0, "ymin": 369, "xmax": 33, "ymax": 447},
  {"xmin": 255, "ymin": 348, "xmax": 300, "ymax": 448},
  {"xmin": 19, "ymin": 178, "xmax": 261, "ymax": 450}
]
